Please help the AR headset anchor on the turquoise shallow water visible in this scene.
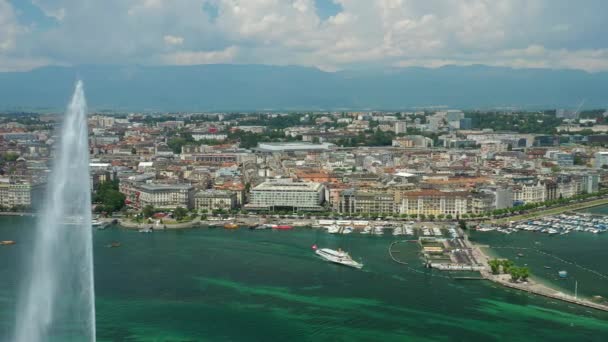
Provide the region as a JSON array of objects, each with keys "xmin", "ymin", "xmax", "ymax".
[{"xmin": 1, "ymin": 216, "xmax": 608, "ymax": 341}]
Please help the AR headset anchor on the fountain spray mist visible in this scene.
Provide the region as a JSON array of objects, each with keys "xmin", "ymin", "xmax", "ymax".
[{"xmin": 15, "ymin": 81, "xmax": 96, "ymax": 341}]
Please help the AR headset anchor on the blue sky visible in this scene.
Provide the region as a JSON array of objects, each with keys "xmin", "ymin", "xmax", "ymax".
[{"xmin": 1, "ymin": 0, "xmax": 607, "ymax": 72}]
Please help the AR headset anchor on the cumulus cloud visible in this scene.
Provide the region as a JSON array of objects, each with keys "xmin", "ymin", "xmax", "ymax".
[
  {"xmin": 163, "ymin": 35, "xmax": 184, "ymax": 46},
  {"xmin": 1, "ymin": 0, "xmax": 607, "ymax": 72},
  {"xmin": 161, "ymin": 46, "xmax": 238, "ymax": 65},
  {"xmin": 0, "ymin": 0, "xmax": 21, "ymax": 53}
]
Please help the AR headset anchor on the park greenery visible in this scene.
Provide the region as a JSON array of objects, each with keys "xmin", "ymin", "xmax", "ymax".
[
  {"xmin": 1, "ymin": 152, "xmax": 19, "ymax": 162},
  {"xmin": 488, "ymin": 258, "xmax": 530, "ymax": 282},
  {"xmin": 93, "ymin": 180, "xmax": 126, "ymax": 214}
]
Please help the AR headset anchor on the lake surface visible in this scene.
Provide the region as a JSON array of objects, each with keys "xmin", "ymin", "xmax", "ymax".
[{"xmin": 1, "ymin": 216, "xmax": 608, "ymax": 341}]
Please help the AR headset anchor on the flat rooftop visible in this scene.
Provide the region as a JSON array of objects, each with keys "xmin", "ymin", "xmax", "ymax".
[
  {"xmin": 256, "ymin": 142, "xmax": 333, "ymax": 152},
  {"xmin": 139, "ymin": 183, "xmax": 193, "ymax": 192},
  {"xmin": 253, "ymin": 181, "xmax": 323, "ymax": 192}
]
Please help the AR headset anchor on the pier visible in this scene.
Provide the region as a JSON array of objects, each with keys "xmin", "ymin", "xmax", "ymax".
[
  {"xmin": 388, "ymin": 241, "xmax": 408, "ymax": 265},
  {"xmin": 469, "ymin": 241, "xmax": 608, "ymax": 313}
]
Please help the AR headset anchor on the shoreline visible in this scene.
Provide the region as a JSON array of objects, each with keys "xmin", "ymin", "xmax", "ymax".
[
  {"xmin": 470, "ymin": 241, "xmax": 608, "ymax": 312},
  {"xmin": 491, "ymin": 197, "xmax": 608, "ymax": 225}
]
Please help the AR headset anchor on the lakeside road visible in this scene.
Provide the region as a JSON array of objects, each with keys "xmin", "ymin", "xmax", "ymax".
[
  {"xmin": 468, "ymin": 240, "xmax": 608, "ymax": 312},
  {"xmin": 490, "ymin": 197, "xmax": 608, "ymax": 225}
]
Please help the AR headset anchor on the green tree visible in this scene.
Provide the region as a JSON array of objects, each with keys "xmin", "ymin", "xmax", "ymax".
[
  {"xmin": 501, "ymin": 259, "xmax": 515, "ymax": 274},
  {"xmin": 94, "ymin": 180, "xmax": 125, "ymax": 213},
  {"xmin": 488, "ymin": 259, "xmax": 501, "ymax": 275},
  {"xmin": 174, "ymin": 207, "xmax": 188, "ymax": 221},
  {"xmin": 142, "ymin": 205, "xmax": 155, "ymax": 218},
  {"xmin": 458, "ymin": 220, "xmax": 467, "ymax": 230},
  {"xmin": 509, "ymin": 267, "xmax": 521, "ymax": 282},
  {"xmin": 1, "ymin": 152, "xmax": 19, "ymax": 162}
]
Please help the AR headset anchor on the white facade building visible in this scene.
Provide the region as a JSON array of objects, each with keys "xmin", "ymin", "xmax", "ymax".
[
  {"xmin": 247, "ymin": 180, "xmax": 325, "ymax": 211},
  {"xmin": 594, "ymin": 152, "xmax": 608, "ymax": 168}
]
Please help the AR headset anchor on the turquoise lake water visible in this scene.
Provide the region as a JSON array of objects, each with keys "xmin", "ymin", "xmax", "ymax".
[{"xmin": 1, "ymin": 216, "xmax": 608, "ymax": 341}]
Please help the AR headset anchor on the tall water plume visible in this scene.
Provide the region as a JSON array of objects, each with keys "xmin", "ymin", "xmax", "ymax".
[{"xmin": 15, "ymin": 81, "xmax": 96, "ymax": 341}]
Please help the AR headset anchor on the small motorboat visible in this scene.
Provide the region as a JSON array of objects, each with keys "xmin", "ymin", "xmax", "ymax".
[
  {"xmin": 0, "ymin": 240, "xmax": 16, "ymax": 246},
  {"xmin": 106, "ymin": 242, "xmax": 121, "ymax": 248}
]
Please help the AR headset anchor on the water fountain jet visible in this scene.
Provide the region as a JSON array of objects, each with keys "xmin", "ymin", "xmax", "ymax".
[{"xmin": 14, "ymin": 81, "xmax": 96, "ymax": 341}]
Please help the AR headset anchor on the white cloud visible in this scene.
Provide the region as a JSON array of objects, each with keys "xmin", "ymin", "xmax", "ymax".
[
  {"xmin": 0, "ymin": 0, "xmax": 21, "ymax": 53},
  {"xmin": 1, "ymin": 0, "xmax": 608, "ymax": 72},
  {"xmin": 395, "ymin": 46, "xmax": 608, "ymax": 72},
  {"xmin": 32, "ymin": 0, "xmax": 66, "ymax": 21},
  {"xmin": 161, "ymin": 46, "xmax": 238, "ymax": 65},
  {"xmin": 163, "ymin": 35, "xmax": 184, "ymax": 46}
]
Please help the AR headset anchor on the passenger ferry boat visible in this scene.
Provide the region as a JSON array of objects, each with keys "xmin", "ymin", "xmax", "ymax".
[{"xmin": 313, "ymin": 245, "xmax": 363, "ymax": 269}]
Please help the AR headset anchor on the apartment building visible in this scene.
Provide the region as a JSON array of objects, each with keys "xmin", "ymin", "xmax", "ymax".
[
  {"xmin": 399, "ymin": 190, "xmax": 469, "ymax": 217},
  {"xmin": 120, "ymin": 182, "xmax": 194, "ymax": 209},
  {"xmin": 0, "ymin": 180, "xmax": 39, "ymax": 209},
  {"xmin": 338, "ymin": 189, "xmax": 396, "ymax": 215},
  {"xmin": 194, "ymin": 190, "xmax": 237, "ymax": 212}
]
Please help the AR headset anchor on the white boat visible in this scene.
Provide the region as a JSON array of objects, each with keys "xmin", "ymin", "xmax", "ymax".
[
  {"xmin": 91, "ymin": 219, "xmax": 108, "ymax": 229},
  {"xmin": 327, "ymin": 225, "xmax": 341, "ymax": 234},
  {"xmin": 314, "ymin": 248, "xmax": 363, "ymax": 269},
  {"xmin": 342, "ymin": 226, "xmax": 354, "ymax": 234}
]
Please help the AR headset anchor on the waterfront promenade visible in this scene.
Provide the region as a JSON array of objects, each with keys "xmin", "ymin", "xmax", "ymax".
[
  {"xmin": 491, "ymin": 197, "xmax": 608, "ymax": 225},
  {"xmin": 469, "ymin": 241, "xmax": 608, "ymax": 312}
]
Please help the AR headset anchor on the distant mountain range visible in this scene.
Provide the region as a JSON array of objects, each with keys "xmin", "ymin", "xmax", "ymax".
[{"xmin": 0, "ymin": 64, "xmax": 606, "ymax": 112}]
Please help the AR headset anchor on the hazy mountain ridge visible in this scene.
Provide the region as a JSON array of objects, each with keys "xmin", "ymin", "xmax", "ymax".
[{"xmin": 0, "ymin": 64, "xmax": 606, "ymax": 111}]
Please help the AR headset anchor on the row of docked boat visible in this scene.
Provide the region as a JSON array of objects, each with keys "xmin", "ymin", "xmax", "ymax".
[
  {"xmin": 421, "ymin": 226, "xmax": 444, "ymax": 237},
  {"xmin": 479, "ymin": 213, "xmax": 608, "ymax": 235},
  {"xmin": 511, "ymin": 213, "xmax": 608, "ymax": 235},
  {"xmin": 248, "ymin": 223, "xmax": 294, "ymax": 230},
  {"xmin": 361, "ymin": 226, "xmax": 385, "ymax": 235},
  {"xmin": 392, "ymin": 224, "xmax": 415, "ymax": 236},
  {"xmin": 326, "ymin": 225, "xmax": 354, "ymax": 234}
]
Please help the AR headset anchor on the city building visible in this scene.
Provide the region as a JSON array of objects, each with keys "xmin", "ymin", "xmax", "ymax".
[
  {"xmin": 246, "ymin": 180, "xmax": 325, "ymax": 211},
  {"xmin": 338, "ymin": 189, "xmax": 396, "ymax": 215},
  {"xmin": 255, "ymin": 142, "xmax": 334, "ymax": 153},
  {"xmin": 194, "ymin": 190, "xmax": 237, "ymax": 212},
  {"xmin": 399, "ymin": 190, "xmax": 470, "ymax": 217},
  {"xmin": 121, "ymin": 182, "xmax": 194, "ymax": 209},
  {"xmin": 0, "ymin": 179, "xmax": 41, "ymax": 209},
  {"xmin": 394, "ymin": 121, "xmax": 408, "ymax": 134},
  {"xmin": 594, "ymin": 152, "xmax": 608, "ymax": 169}
]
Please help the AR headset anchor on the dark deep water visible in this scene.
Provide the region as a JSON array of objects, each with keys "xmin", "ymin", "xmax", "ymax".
[{"xmin": 1, "ymin": 216, "xmax": 608, "ymax": 341}]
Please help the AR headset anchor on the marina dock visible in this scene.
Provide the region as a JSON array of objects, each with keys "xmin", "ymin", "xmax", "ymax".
[{"xmin": 388, "ymin": 241, "xmax": 409, "ymax": 265}]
